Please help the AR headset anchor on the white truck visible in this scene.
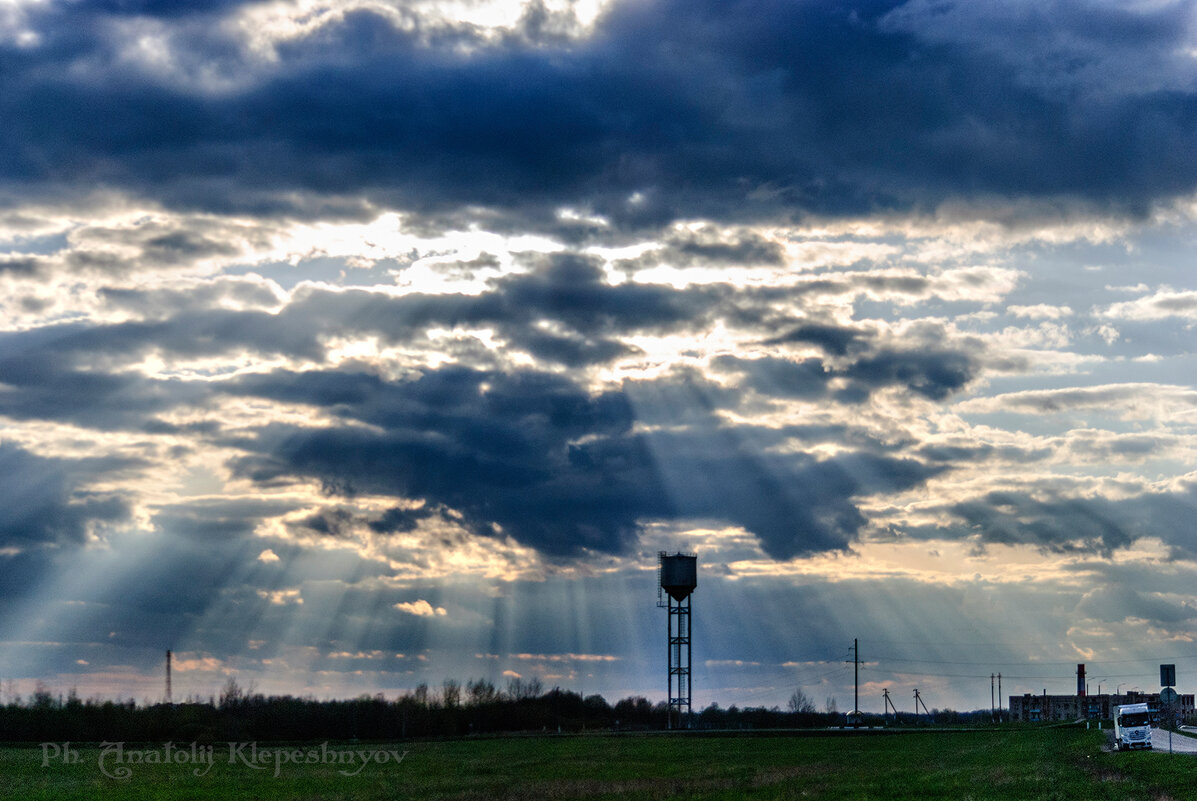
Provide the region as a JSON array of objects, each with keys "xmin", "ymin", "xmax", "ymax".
[{"xmin": 1114, "ymin": 703, "xmax": 1152, "ymax": 751}]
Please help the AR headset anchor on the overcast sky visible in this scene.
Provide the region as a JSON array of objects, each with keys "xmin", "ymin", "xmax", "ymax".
[{"xmin": 2, "ymin": 0, "xmax": 1197, "ymax": 714}]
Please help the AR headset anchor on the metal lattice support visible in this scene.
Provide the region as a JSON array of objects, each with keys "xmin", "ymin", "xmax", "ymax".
[{"xmin": 667, "ymin": 594, "xmax": 691, "ymax": 729}]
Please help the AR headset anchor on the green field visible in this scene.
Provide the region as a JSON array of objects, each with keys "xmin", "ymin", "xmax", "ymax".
[{"xmin": 3, "ymin": 728, "xmax": 1193, "ymax": 800}]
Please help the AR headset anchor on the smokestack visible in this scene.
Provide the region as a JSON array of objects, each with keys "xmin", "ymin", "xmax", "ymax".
[
  {"xmin": 1076, "ymin": 663, "xmax": 1085, "ymax": 697},
  {"xmin": 166, "ymin": 650, "xmax": 173, "ymax": 705}
]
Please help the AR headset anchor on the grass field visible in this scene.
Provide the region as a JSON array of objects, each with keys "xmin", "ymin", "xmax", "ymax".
[{"xmin": 3, "ymin": 727, "xmax": 1193, "ymax": 800}]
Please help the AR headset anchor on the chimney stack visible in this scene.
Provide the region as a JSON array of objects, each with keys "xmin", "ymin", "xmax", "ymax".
[{"xmin": 1076, "ymin": 663, "xmax": 1085, "ymax": 697}]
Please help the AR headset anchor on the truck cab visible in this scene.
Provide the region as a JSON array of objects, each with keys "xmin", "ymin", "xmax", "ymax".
[{"xmin": 1114, "ymin": 703, "xmax": 1152, "ymax": 751}]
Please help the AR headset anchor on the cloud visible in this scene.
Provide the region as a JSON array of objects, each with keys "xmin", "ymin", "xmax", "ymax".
[
  {"xmin": 99, "ymin": 276, "xmax": 286, "ymax": 318},
  {"xmin": 713, "ymin": 355, "xmax": 833, "ymax": 400},
  {"xmin": 258, "ymin": 587, "xmax": 303, "ymax": 605},
  {"xmin": 512, "ymin": 652, "xmax": 620, "ymax": 662},
  {"xmin": 879, "ymin": 0, "xmax": 1197, "ymax": 97},
  {"xmin": 394, "ymin": 599, "xmax": 446, "ymax": 617},
  {"xmin": 3, "ymin": 0, "xmax": 1197, "ymax": 226},
  {"xmin": 0, "ymin": 443, "xmax": 137, "ymax": 550},
  {"xmin": 1103, "ymin": 288, "xmax": 1197, "ymax": 321},
  {"xmin": 624, "ymin": 227, "xmax": 787, "ymax": 270},
  {"xmin": 957, "ymin": 384, "xmax": 1197, "ymax": 420},
  {"xmin": 152, "ymin": 498, "xmax": 302, "ymax": 541},
  {"xmin": 1007, "ymin": 304, "xmax": 1073, "ymax": 320},
  {"xmin": 2, "ymin": 0, "xmax": 1197, "ymax": 713},
  {"xmin": 1063, "ymin": 430, "xmax": 1181, "ymax": 464},
  {"xmin": 763, "ymin": 323, "xmax": 867, "ymax": 356},
  {"xmin": 1075, "ymin": 585, "xmax": 1197, "ymax": 627},
  {"xmin": 844, "ymin": 348, "xmax": 977, "ymax": 401},
  {"xmin": 907, "ymin": 482, "xmax": 1197, "ymax": 557},
  {"xmin": 222, "ymin": 363, "xmax": 943, "ymax": 559}
]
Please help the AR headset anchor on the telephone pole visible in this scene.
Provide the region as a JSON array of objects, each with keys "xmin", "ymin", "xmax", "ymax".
[
  {"xmin": 914, "ymin": 688, "xmax": 930, "ymax": 716},
  {"xmin": 991, "ymin": 673, "xmax": 995, "ymax": 722},
  {"xmin": 846, "ymin": 638, "xmax": 860, "ymax": 723},
  {"xmin": 883, "ymin": 688, "xmax": 898, "ymax": 720},
  {"xmin": 997, "ymin": 673, "xmax": 1002, "ymax": 722}
]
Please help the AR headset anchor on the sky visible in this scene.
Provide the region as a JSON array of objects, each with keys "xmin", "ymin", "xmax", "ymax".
[{"xmin": 1, "ymin": 0, "xmax": 1197, "ymax": 715}]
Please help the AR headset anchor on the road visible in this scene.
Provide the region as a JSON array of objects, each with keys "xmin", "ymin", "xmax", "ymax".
[{"xmin": 1150, "ymin": 728, "xmax": 1197, "ymax": 754}]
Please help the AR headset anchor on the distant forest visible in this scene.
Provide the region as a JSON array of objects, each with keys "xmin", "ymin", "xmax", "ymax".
[{"xmin": 0, "ymin": 677, "xmax": 993, "ymax": 741}]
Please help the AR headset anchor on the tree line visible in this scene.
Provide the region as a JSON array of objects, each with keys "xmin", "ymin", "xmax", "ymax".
[{"xmin": 0, "ymin": 679, "xmax": 989, "ymax": 742}]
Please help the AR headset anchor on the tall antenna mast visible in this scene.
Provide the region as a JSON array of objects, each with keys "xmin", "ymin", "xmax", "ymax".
[{"xmin": 165, "ymin": 649, "xmax": 173, "ymax": 705}]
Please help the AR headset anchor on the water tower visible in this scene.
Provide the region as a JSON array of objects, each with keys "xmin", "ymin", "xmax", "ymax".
[{"xmin": 658, "ymin": 551, "xmax": 697, "ymax": 729}]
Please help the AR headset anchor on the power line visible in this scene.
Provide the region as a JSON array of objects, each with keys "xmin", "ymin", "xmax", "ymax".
[
  {"xmin": 870, "ymin": 652, "xmax": 1197, "ymax": 668},
  {"xmin": 871, "ymin": 667, "xmax": 1157, "ymax": 681}
]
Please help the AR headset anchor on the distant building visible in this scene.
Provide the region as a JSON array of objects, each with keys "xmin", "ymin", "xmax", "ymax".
[{"xmin": 1009, "ymin": 690, "xmax": 1195, "ymax": 722}]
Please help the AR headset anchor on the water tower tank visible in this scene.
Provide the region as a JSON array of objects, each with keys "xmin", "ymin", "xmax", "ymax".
[{"xmin": 659, "ymin": 553, "xmax": 697, "ymax": 601}]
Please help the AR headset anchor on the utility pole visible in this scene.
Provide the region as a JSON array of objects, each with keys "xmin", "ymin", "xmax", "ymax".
[
  {"xmin": 883, "ymin": 688, "xmax": 898, "ymax": 720},
  {"xmin": 997, "ymin": 673, "xmax": 1002, "ymax": 722},
  {"xmin": 991, "ymin": 673, "xmax": 995, "ymax": 722},
  {"xmin": 914, "ymin": 688, "xmax": 930, "ymax": 716},
  {"xmin": 853, "ymin": 639, "xmax": 859, "ymax": 720},
  {"xmin": 846, "ymin": 638, "xmax": 860, "ymax": 723}
]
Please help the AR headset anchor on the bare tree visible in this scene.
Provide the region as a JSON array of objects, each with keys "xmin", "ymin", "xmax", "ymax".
[
  {"xmin": 788, "ymin": 688, "xmax": 816, "ymax": 714},
  {"xmin": 32, "ymin": 680, "xmax": 55, "ymax": 709},
  {"xmin": 467, "ymin": 678, "xmax": 498, "ymax": 706},
  {"xmin": 441, "ymin": 679, "xmax": 461, "ymax": 708},
  {"xmin": 219, "ymin": 677, "xmax": 243, "ymax": 709},
  {"xmin": 506, "ymin": 676, "xmax": 544, "ymax": 701},
  {"xmin": 824, "ymin": 696, "xmax": 838, "ymax": 714}
]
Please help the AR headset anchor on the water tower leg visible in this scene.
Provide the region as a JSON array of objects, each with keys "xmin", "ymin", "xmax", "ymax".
[{"xmin": 668, "ymin": 594, "xmax": 691, "ymax": 728}]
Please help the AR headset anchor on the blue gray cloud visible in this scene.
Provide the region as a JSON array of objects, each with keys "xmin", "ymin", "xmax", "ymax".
[
  {"xmin": 2, "ymin": 0, "xmax": 1197, "ymax": 226},
  {"xmin": 0, "ymin": 443, "xmax": 137, "ymax": 548}
]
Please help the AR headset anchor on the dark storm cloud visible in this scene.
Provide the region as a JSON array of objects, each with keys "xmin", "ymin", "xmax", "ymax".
[
  {"xmin": 223, "ymin": 365, "xmax": 941, "ymax": 558},
  {"xmin": 617, "ymin": 229, "xmax": 787, "ymax": 271},
  {"xmin": 0, "ymin": 311, "xmax": 320, "ymax": 368},
  {"xmin": 713, "ymin": 355, "xmax": 833, "ymax": 400},
  {"xmin": 55, "ymin": 252, "xmax": 712, "ymax": 365},
  {"xmin": 516, "ymin": 330, "xmax": 637, "ymax": 367},
  {"xmin": 99, "ymin": 278, "xmax": 283, "ymax": 317},
  {"xmin": 666, "ymin": 231, "xmax": 786, "ymax": 266},
  {"xmin": 1075, "ymin": 585, "xmax": 1197, "ymax": 627},
  {"xmin": 0, "ymin": 255, "xmax": 43, "ymax": 275},
  {"xmin": 0, "ymin": 443, "xmax": 136, "ymax": 549},
  {"xmin": 0, "ymin": 254, "xmax": 720, "ymax": 433},
  {"xmin": 913, "ymin": 483, "xmax": 1197, "ymax": 556},
  {"xmin": 0, "ymin": 315, "xmax": 302, "ymax": 429},
  {"xmin": 3, "ymin": 0, "xmax": 1197, "ymax": 224},
  {"xmin": 500, "ymin": 254, "xmax": 707, "ymax": 335},
  {"xmin": 153, "ymin": 498, "xmax": 302, "ymax": 541},
  {"xmin": 76, "ymin": 0, "xmax": 246, "ymax": 17},
  {"xmin": 949, "ymin": 491, "xmax": 1136, "ymax": 554},
  {"xmin": 844, "ymin": 349, "xmax": 977, "ymax": 401},
  {"xmin": 0, "ymin": 255, "xmax": 983, "ymax": 441},
  {"xmin": 763, "ymin": 323, "xmax": 867, "ymax": 356},
  {"xmin": 915, "ymin": 442, "xmax": 995, "ymax": 463},
  {"xmin": 369, "ymin": 505, "xmax": 441, "ymax": 535},
  {"xmin": 0, "ymin": 355, "xmax": 203, "ymax": 430},
  {"xmin": 290, "ymin": 504, "xmax": 444, "ymax": 539},
  {"xmin": 714, "ymin": 344, "xmax": 979, "ymax": 403}
]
